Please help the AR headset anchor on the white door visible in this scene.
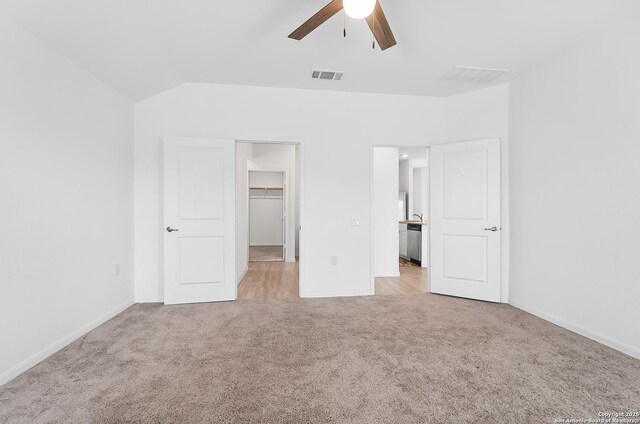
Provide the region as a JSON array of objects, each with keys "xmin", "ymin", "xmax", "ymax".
[
  {"xmin": 429, "ymin": 138, "xmax": 501, "ymax": 302},
  {"xmin": 163, "ymin": 137, "xmax": 236, "ymax": 305},
  {"xmin": 281, "ymin": 174, "xmax": 287, "ymax": 260}
]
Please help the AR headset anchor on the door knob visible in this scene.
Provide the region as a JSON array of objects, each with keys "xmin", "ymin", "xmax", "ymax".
[
  {"xmin": 165, "ymin": 226, "xmax": 179, "ymax": 233},
  {"xmin": 484, "ymin": 226, "xmax": 498, "ymax": 232}
]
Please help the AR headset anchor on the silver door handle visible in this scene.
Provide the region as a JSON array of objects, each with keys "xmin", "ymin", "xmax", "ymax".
[
  {"xmin": 484, "ymin": 226, "xmax": 498, "ymax": 232},
  {"xmin": 165, "ymin": 226, "xmax": 179, "ymax": 233}
]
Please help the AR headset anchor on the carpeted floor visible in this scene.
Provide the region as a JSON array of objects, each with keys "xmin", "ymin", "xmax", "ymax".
[{"xmin": 1, "ymin": 294, "xmax": 639, "ymax": 423}]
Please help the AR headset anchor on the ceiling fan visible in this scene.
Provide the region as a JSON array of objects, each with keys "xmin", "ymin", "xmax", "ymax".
[{"xmin": 288, "ymin": 0, "xmax": 397, "ymax": 51}]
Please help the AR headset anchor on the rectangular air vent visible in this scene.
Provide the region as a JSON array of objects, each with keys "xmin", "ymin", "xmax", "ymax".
[
  {"xmin": 311, "ymin": 70, "xmax": 345, "ymax": 81},
  {"xmin": 445, "ymin": 66, "xmax": 509, "ymax": 84}
]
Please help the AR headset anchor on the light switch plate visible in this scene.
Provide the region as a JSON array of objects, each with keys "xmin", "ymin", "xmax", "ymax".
[{"xmin": 351, "ymin": 217, "xmax": 361, "ymax": 227}]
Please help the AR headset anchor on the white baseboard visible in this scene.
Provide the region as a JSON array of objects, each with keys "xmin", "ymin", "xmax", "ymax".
[
  {"xmin": 249, "ymin": 244, "xmax": 283, "ymax": 247},
  {"xmin": 0, "ymin": 298, "xmax": 134, "ymax": 387},
  {"xmin": 375, "ymin": 272, "xmax": 401, "ymax": 278},
  {"xmin": 510, "ymin": 300, "xmax": 640, "ymax": 360},
  {"xmin": 236, "ymin": 265, "xmax": 249, "ymax": 286}
]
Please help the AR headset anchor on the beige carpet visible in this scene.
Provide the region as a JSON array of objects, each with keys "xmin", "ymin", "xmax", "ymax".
[{"xmin": 1, "ymin": 295, "xmax": 639, "ymax": 423}]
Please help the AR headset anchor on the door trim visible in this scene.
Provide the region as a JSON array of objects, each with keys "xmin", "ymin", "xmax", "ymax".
[
  {"xmin": 235, "ymin": 140, "xmax": 304, "ymax": 297},
  {"xmin": 370, "ymin": 139, "xmax": 507, "ymax": 303},
  {"xmin": 429, "ymin": 138, "xmax": 501, "ymax": 302},
  {"xmin": 370, "ymin": 145, "xmax": 430, "ymax": 295}
]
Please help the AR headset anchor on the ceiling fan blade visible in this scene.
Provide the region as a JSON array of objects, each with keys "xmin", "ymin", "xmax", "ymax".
[
  {"xmin": 365, "ymin": 1, "xmax": 397, "ymax": 50},
  {"xmin": 289, "ymin": 0, "xmax": 344, "ymax": 40}
]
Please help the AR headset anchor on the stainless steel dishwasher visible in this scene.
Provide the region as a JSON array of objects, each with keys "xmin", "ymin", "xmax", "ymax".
[{"xmin": 407, "ymin": 223, "xmax": 422, "ymax": 265}]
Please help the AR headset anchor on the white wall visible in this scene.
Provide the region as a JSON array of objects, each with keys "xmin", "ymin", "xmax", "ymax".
[
  {"xmin": 135, "ymin": 83, "xmax": 445, "ymax": 301},
  {"xmin": 0, "ymin": 23, "xmax": 134, "ymax": 384},
  {"xmin": 249, "ymin": 171, "xmax": 284, "ymax": 247},
  {"xmin": 445, "ymin": 84, "xmax": 510, "ymax": 302},
  {"xmin": 249, "ymin": 171, "xmax": 283, "ymax": 188},
  {"xmin": 412, "ymin": 167, "xmax": 427, "ymax": 217},
  {"xmin": 235, "ymin": 142, "xmax": 252, "ymax": 283},
  {"xmin": 250, "ymin": 197, "xmax": 284, "ymax": 246},
  {"xmin": 294, "ymin": 145, "xmax": 301, "ymax": 257},
  {"xmin": 508, "ymin": 20, "xmax": 640, "ymax": 358},
  {"xmin": 399, "ymin": 160, "xmax": 412, "ymax": 218},
  {"xmin": 373, "ymin": 148, "xmax": 400, "ymax": 277}
]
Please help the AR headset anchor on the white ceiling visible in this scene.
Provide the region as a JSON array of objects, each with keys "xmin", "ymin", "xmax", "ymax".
[
  {"xmin": 1, "ymin": 0, "xmax": 633, "ymax": 101},
  {"xmin": 398, "ymin": 147, "xmax": 427, "ymax": 162}
]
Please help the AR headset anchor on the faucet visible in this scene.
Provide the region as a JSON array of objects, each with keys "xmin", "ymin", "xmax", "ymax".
[{"xmin": 412, "ymin": 213, "xmax": 423, "ymax": 222}]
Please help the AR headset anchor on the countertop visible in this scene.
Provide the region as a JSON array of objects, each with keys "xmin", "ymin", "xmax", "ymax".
[{"xmin": 399, "ymin": 220, "xmax": 428, "ymax": 225}]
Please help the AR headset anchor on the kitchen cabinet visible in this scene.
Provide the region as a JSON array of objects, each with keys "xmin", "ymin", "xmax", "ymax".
[{"xmin": 399, "ymin": 223, "xmax": 408, "ymax": 258}]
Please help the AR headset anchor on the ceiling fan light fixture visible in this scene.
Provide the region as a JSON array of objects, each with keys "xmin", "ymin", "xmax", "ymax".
[{"xmin": 343, "ymin": 0, "xmax": 376, "ymax": 19}]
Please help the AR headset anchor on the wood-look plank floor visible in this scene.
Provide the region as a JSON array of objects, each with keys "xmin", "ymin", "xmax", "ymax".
[
  {"xmin": 249, "ymin": 245, "xmax": 284, "ymax": 262},
  {"xmin": 238, "ymin": 258, "xmax": 425, "ymax": 299},
  {"xmin": 375, "ymin": 264, "xmax": 428, "ymax": 296},
  {"xmin": 237, "ymin": 260, "xmax": 299, "ymax": 300},
  {"xmin": 399, "ymin": 257, "xmax": 419, "ymax": 267}
]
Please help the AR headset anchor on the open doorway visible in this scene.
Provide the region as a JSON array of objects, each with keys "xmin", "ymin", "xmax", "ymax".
[
  {"xmin": 236, "ymin": 142, "xmax": 301, "ymax": 300},
  {"xmin": 373, "ymin": 146, "xmax": 429, "ymax": 296},
  {"xmin": 249, "ymin": 170, "xmax": 286, "ymax": 262}
]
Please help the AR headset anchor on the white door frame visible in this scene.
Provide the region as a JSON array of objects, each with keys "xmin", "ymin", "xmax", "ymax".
[
  {"xmin": 429, "ymin": 138, "xmax": 501, "ymax": 302},
  {"xmin": 434, "ymin": 138, "xmax": 509, "ymax": 303},
  {"xmin": 247, "ymin": 169, "xmax": 288, "ymax": 261},
  {"xmin": 369, "ymin": 140, "xmax": 508, "ymax": 303},
  {"xmin": 370, "ymin": 145, "xmax": 431, "ymax": 295},
  {"xmin": 236, "ymin": 140, "xmax": 304, "ymax": 296}
]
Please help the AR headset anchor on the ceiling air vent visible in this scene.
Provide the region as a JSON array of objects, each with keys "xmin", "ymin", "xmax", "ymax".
[
  {"xmin": 311, "ymin": 70, "xmax": 345, "ymax": 81},
  {"xmin": 445, "ymin": 66, "xmax": 509, "ymax": 84}
]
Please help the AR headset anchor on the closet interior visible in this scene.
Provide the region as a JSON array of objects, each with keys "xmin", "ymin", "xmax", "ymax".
[{"xmin": 249, "ymin": 171, "xmax": 285, "ymax": 262}]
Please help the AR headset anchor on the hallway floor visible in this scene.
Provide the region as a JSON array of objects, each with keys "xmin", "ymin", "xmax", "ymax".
[
  {"xmin": 375, "ymin": 259, "xmax": 428, "ymax": 296},
  {"xmin": 249, "ymin": 246, "xmax": 283, "ymax": 262},
  {"xmin": 237, "ymin": 260, "xmax": 298, "ymax": 300}
]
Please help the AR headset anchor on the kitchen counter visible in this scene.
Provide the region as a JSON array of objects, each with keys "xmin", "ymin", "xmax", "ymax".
[{"xmin": 399, "ymin": 220, "xmax": 428, "ymax": 225}]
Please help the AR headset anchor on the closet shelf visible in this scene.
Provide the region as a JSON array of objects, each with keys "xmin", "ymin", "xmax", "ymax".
[{"xmin": 249, "ymin": 187, "xmax": 283, "ymax": 191}]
